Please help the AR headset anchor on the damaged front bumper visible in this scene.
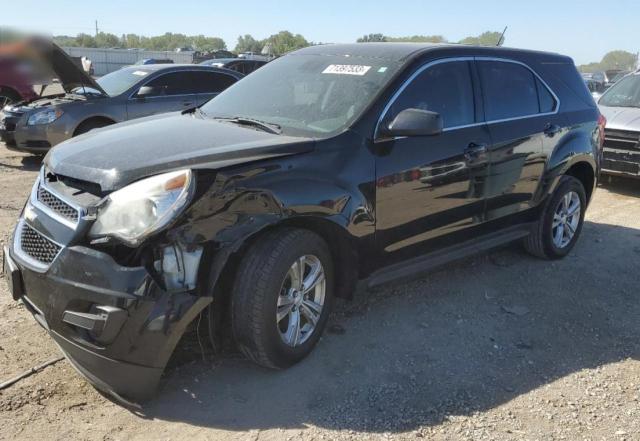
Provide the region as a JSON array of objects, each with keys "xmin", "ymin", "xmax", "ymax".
[{"xmin": 3, "ymin": 228, "xmax": 210, "ymax": 403}]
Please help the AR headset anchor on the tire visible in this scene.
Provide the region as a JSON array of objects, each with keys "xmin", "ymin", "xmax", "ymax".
[
  {"xmin": 524, "ymin": 175, "xmax": 586, "ymax": 259},
  {"xmin": 74, "ymin": 119, "xmax": 113, "ymax": 136},
  {"xmin": 231, "ymin": 228, "xmax": 334, "ymax": 369}
]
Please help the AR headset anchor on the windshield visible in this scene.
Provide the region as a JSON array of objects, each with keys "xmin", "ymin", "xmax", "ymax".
[
  {"xmin": 599, "ymin": 73, "xmax": 640, "ymax": 108},
  {"xmin": 200, "ymin": 54, "xmax": 402, "ymax": 137},
  {"xmin": 96, "ymin": 68, "xmax": 151, "ymax": 97}
]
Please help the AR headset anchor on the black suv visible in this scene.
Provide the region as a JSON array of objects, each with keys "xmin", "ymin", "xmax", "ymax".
[{"xmin": 3, "ymin": 43, "xmax": 602, "ymax": 403}]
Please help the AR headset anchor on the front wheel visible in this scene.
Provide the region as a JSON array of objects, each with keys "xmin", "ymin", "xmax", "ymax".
[
  {"xmin": 524, "ymin": 175, "xmax": 587, "ymax": 259},
  {"xmin": 231, "ymin": 228, "xmax": 334, "ymax": 369}
]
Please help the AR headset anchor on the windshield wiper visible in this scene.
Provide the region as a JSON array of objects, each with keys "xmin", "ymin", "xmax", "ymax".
[{"xmin": 213, "ymin": 116, "xmax": 282, "ymax": 134}]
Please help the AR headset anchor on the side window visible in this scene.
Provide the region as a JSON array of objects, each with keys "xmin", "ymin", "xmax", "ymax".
[
  {"xmin": 387, "ymin": 61, "xmax": 476, "ymax": 129},
  {"xmin": 192, "ymin": 71, "xmax": 237, "ymax": 93},
  {"xmin": 140, "ymin": 72, "xmax": 195, "ymax": 97},
  {"xmin": 478, "ymin": 61, "xmax": 541, "ymax": 120},
  {"xmin": 536, "ymin": 78, "xmax": 556, "ymax": 113}
]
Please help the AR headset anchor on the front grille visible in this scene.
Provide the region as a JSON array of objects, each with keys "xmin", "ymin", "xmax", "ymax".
[
  {"xmin": 603, "ymin": 129, "xmax": 640, "ymax": 151},
  {"xmin": 37, "ymin": 185, "xmax": 79, "ymax": 223},
  {"xmin": 20, "ymin": 223, "xmax": 61, "ymax": 265}
]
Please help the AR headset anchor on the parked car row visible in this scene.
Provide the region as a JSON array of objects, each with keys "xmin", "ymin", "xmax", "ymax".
[
  {"xmin": 0, "ymin": 43, "xmax": 243, "ymax": 153},
  {"xmin": 597, "ymin": 70, "xmax": 640, "ymax": 178},
  {"xmin": 3, "ymin": 42, "xmax": 602, "ymax": 404}
]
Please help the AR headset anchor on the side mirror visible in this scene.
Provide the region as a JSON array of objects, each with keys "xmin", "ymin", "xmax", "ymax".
[
  {"xmin": 381, "ymin": 108, "xmax": 443, "ymax": 138},
  {"xmin": 135, "ymin": 86, "xmax": 155, "ymax": 97}
]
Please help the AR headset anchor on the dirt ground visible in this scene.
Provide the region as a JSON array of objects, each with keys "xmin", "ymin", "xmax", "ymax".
[{"xmin": 0, "ymin": 144, "xmax": 639, "ymax": 441}]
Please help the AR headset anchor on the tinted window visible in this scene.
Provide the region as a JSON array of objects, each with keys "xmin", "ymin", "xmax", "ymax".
[
  {"xmin": 478, "ymin": 61, "xmax": 540, "ymax": 120},
  {"xmin": 140, "ymin": 72, "xmax": 194, "ymax": 97},
  {"xmin": 192, "ymin": 71, "xmax": 237, "ymax": 93},
  {"xmin": 536, "ymin": 78, "xmax": 556, "ymax": 113},
  {"xmin": 387, "ymin": 61, "xmax": 476, "ymax": 128}
]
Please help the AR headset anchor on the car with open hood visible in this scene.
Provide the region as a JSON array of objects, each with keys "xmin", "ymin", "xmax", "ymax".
[
  {"xmin": 0, "ymin": 43, "xmax": 243, "ymax": 154},
  {"xmin": 3, "ymin": 43, "xmax": 602, "ymax": 404},
  {"xmin": 598, "ymin": 70, "xmax": 640, "ymax": 178}
]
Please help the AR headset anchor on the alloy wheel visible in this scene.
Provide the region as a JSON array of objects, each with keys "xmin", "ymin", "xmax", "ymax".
[
  {"xmin": 552, "ymin": 191, "xmax": 581, "ymax": 248},
  {"xmin": 277, "ymin": 255, "xmax": 326, "ymax": 347}
]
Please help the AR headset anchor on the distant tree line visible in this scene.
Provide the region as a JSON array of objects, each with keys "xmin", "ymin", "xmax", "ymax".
[
  {"xmin": 53, "ymin": 30, "xmax": 638, "ymax": 69},
  {"xmin": 578, "ymin": 50, "xmax": 638, "ymax": 73},
  {"xmin": 53, "ymin": 30, "xmax": 311, "ymax": 56},
  {"xmin": 356, "ymin": 31, "xmax": 505, "ymax": 46}
]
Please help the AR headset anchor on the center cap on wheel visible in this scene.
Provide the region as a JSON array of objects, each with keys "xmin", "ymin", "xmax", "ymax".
[{"xmin": 293, "ymin": 290, "xmax": 303, "ymax": 306}]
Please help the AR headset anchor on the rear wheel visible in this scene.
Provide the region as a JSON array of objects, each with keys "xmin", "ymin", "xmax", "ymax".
[
  {"xmin": 231, "ymin": 228, "xmax": 333, "ymax": 369},
  {"xmin": 524, "ymin": 175, "xmax": 586, "ymax": 259}
]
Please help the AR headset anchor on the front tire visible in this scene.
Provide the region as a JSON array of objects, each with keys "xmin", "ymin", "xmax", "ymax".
[
  {"xmin": 231, "ymin": 228, "xmax": 334, "ymax": 369},
  {"xmin": 524, "ymin": 175, "xmax": 587, "ymax": 259}
]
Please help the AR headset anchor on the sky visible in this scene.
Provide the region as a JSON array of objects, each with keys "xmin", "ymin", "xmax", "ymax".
[{"xmin": 3, "ymin": 0, "xmax": 639, "ymax": 65}]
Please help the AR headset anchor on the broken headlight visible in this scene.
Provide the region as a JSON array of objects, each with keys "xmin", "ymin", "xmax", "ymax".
[{"xmin": 89, "ymin": 170, "xmax": 194, "ymax": 247}]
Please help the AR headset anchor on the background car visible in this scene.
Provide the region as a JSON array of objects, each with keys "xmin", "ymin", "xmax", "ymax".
[
  {"xmin": 199, "ymin": 57, "xmax": 268, "ymax": 75},
  {"xmin": 134, "ymin": 58, "xmax": 174, "ymax": 65},
  {"xmin": 0, "ymin": 43, "xmax": 243, "ymax": 154},
  {"xmin": 598, "ymin": 71, "xmax": 640, "ymax": 178},
  {"xmin": 0, "ymin": 56, "xmax": 39, "ymax": 107}
]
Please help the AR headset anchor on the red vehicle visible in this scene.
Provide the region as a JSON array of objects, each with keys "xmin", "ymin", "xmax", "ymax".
[{"xmin": 0, "ymin": 58, "xmax": 38, "ymax": 107}]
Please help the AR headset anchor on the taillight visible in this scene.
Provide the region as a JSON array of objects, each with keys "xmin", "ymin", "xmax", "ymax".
[{"xmin": 597, "ymin": 114, "xmax": 606, "ymax": 149}]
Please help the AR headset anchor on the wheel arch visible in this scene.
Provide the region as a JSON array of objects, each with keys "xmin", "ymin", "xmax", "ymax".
[{"xmin": 72, "ymin": 115, "xmax": 117, "ymax": 136}]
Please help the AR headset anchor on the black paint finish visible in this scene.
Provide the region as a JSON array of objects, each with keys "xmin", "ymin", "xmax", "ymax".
[{"xmin": 6, "ymin": 43, "xmax": 601, "ymax": 402}]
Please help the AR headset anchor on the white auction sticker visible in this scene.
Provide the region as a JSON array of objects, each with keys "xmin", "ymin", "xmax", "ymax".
[
  {"xmin": 132, "ymin": 70, "xmax": 149, "ymax": 76},
  {"xmin": 322, "ymin": 64, "xmax": 372, "ymax": 76}
]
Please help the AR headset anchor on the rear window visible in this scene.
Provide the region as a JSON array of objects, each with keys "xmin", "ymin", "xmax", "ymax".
[
  {"xmin": 478, "ymin": 61, "xmax": 557, "ymax": 121},
  {"xmin": 192, "ymin": 71, "xmax": 237, "ymax": 93}
]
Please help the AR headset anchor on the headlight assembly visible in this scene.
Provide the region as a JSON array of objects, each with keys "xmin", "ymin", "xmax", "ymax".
[
  {"xmin": 27, "ymin": 108, "xmax": 64, "ymax": 126},
  {"xmin": 88, "ymin": 169, "xmax": 194, "ymax": 246}
]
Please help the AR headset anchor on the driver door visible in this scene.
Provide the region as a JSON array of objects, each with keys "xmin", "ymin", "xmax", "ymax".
[{"xmin": 375, "ymin": 59, "xmax": 492, "ymax": 266}]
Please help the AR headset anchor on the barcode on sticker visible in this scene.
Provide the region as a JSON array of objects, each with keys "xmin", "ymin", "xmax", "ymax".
[{"xmin": 322, "ymin": 64, "xmax": 372, "ymax": 76}]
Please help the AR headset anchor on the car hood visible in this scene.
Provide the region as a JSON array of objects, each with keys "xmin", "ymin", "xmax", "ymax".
[
  {"xmin": 31, "ymin": 40, "xmax": 107, "ymax": 96},
  {"xmin": 44, "ymin": 112, "xmax": 314, "ymax": 192},
  {"xmin": 599, "ymin": 105, "xmax": 640, "ymax": 131}
]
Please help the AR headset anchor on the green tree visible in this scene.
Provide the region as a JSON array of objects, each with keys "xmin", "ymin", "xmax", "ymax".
[
  {"xmin": 95, "ymin": 32, "xmax": 121, "ymax": 48},
  {"xmin": 386, "ymin": 35, "xmax": 446, "ymax": 43},
  {"xmin": 357, "ymin": 33, "xmax": 387, "ymax": 43},
  {"xmin": 579, "ymin": 51, "xmax": 638, "ymax": 73},
  {"xmin": 191, "ymin": 35, "xmax": 226, "ymax": 51},
  {"xmin": 262, "ymin": 31, "xmax": 309, "ymax": 56},
  {"xmin": 75, "ymin": 33, "xmax": 97, "ymax": 48},
  {"xmin": 600, "ymin": 50, "xmax": 637, "ymax": 71},
  {"xmin": 459, "ymin": 31, "xmax": 504, "ymax": 46},
  {"xmin": 235, "ymin": 34, "xmax": 263, "ymax": 53}
]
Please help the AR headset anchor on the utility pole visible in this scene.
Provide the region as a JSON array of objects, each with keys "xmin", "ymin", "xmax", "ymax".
[{"xmin": 95, "ymin": 20, "xmax": 98, "ymax": 37}]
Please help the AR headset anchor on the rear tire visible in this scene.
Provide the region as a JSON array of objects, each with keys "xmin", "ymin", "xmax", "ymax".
[
  {"xmin": 524, "ymin": 175, "xmax": 586, "ymax": 259},
  {"xmin": 74, "ymin": 119, "xmax": 113, "ymax": 136},
  {"xmin": 231, "ymin": 228, "xmax": 334, "ymax": 369}
]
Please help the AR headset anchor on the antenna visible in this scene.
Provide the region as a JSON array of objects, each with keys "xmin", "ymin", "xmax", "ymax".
[{"xmin": 497, "ymin": 26, "xmax": 508, "ymax": 46}]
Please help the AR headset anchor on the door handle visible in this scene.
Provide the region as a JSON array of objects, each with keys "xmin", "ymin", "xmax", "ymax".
[
  {"xmin": 544, "ymin": 123, "xmax": 562, "ymax": 137},
  {"xmin": 464, "ymin": 142, "xmax": 488, "ymax": 160}
]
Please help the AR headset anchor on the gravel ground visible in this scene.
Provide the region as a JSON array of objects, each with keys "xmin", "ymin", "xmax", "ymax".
[{"xmin": 0, "ymin": 145, "xmax": 639, "ymax": 441}]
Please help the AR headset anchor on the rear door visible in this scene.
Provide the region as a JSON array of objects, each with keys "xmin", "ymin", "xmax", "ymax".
[
  {"xmin": 192, "ymin": 71, "xmax": 239, "ymax": 105},
  {"xmin": 126, "ymin": 71, "xmax": 199, "ymax": 119},
  {"xmin": 375, "ymin": 59, "xmax": 492, "ymax": 265},
  {"xmin": 476, "ymin": 59, "xmax": 559, "ymax": 221}
]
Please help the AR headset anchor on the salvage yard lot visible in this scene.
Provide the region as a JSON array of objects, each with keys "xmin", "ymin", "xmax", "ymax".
[{"xmin": 0, "ymin": 145, "xmax": 639, "ymax": 441}]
